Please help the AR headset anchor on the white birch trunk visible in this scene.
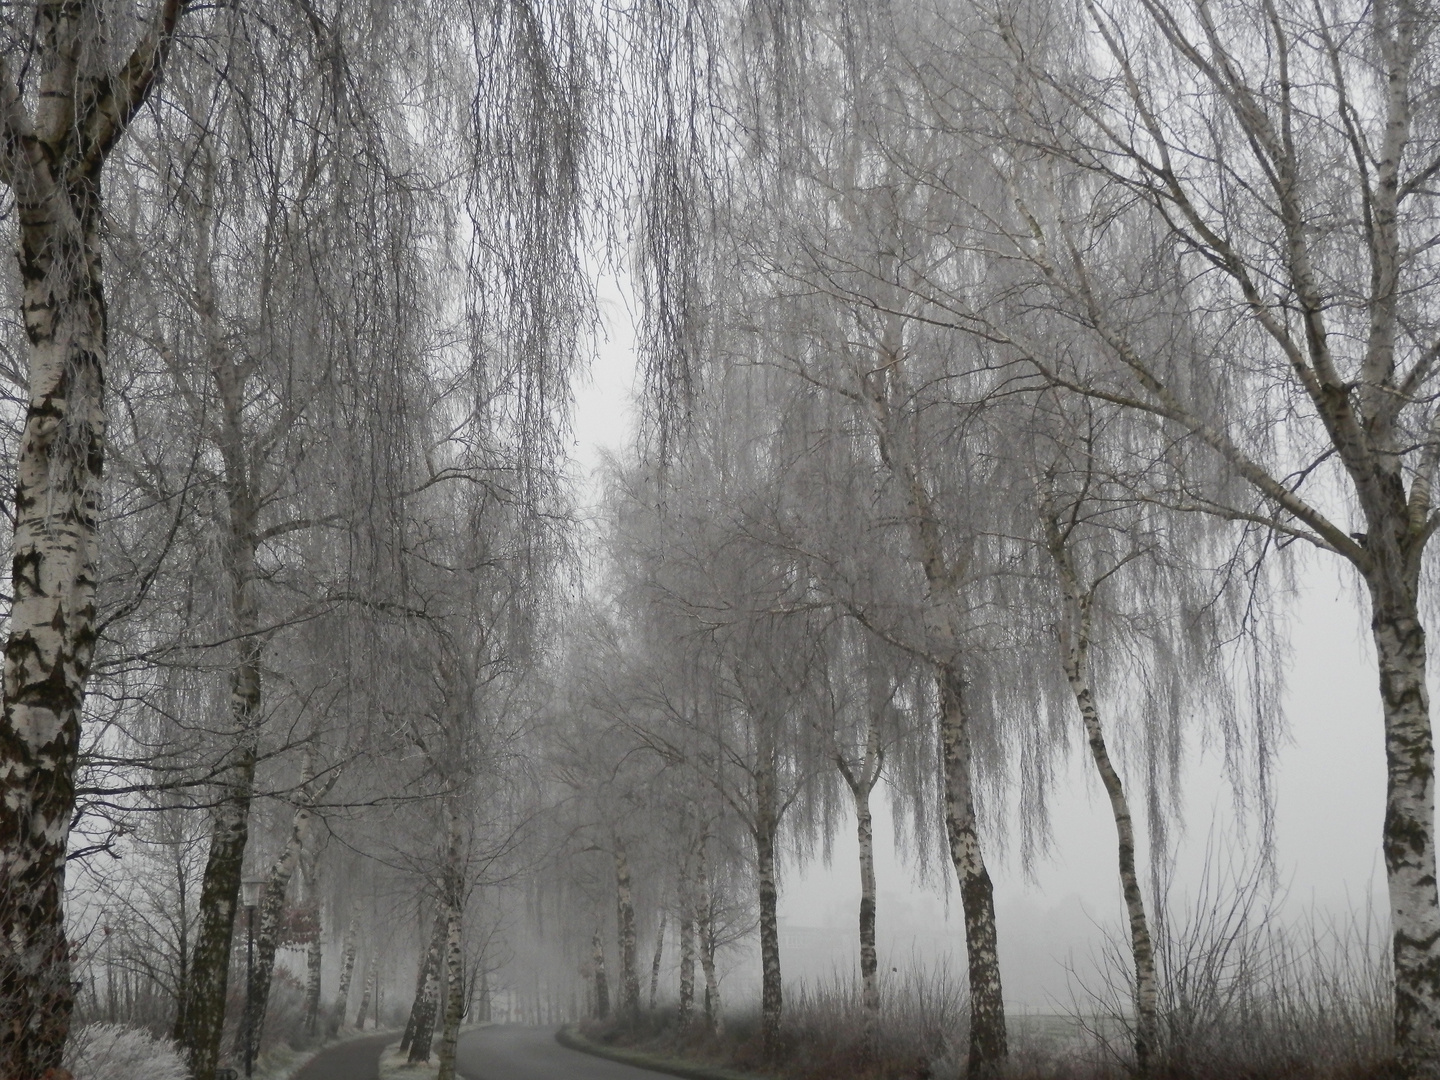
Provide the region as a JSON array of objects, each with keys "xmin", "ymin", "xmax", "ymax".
[
  {"xmin": 175, "ymin": 177, "xmax": 267, "ymax": 1080},
  {"xmin": 695, "ymin": 839, "xmax": 723, "ymax": 1036},
  {"xmin": 1370, "ymin": 579, "xmax": 1440, "ymax": 1079},
  {"xmin": 437, "ymin": 802, "xmax": 466, "ymax": 1080},
  {"xmin": 1040, "ymin": 508, "xmax": 1157, "ymax": 1073},
  {"xmin": 614, "ymin": 838, "xmax": 641, "ymax": 1020},
  {"xmin": 0, "ymin": 5, "xmax": 184, "ymax": 1074},
  {"xmin": 304, "ymin": 928, "xmax": 323, "ymax": 1038},
  {"xmin": 244, "ymin": 752, "xmax": 322, "ymax": 1059},
  {"xmin": 837, "ymin": 713, "xmax": 884, "ymax": 1027},
  {"xmin": 354, "ymin": 963, "xmax": 374, "ymax": 1031},
  {"xmin": 591, "ymin": 928, "xmax": 610, "ymax": 1020},
  {"xmin": 408, "ymin": 913, "xmax": 446, "ymax": 1063},
  {"xmin": 678, "ymin": 852, "xmax": 696, "ymax": 1026},
  {"xmin": 301, "ymin": 851, "xmax": 322, "ymax": 1038},
  {"xmin": 329, "ymin": 908, "xmax": 359, "ymax": 1036},
  {"xmin": 861, "ymin": 316, "xmax": 1006, "ymax": 1076},
  {"xmin": 755, "ymin": 770, "xmax": 782, "ymax": 1057},
  {"xmin": 435, "ymin": 902, "xmax": 464, "ymax": 1080},
  {"xmin": 174, "ymin": 713, "xmax": 257, "ymax": 1079},
  {"xmin": 649, "ymin": 914, "xmax": 666, "ymax": 1011},
  {"xmin": 938, "ymin": 668, "xmax": 1007, "ymax": 1076}
]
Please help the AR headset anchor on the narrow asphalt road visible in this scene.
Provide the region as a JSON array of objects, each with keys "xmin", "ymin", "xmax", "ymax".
[
  {"xmin": 288, "ymin": 1025, "xmax": 674, "ymax": 1080},
  {"xmin": 456, "ymin": 1025, "xmax": 677, "ymax": 1080},
  {"xmin": 291, "ymin": 1031, "xmax": 394, "ymax": 1080}
]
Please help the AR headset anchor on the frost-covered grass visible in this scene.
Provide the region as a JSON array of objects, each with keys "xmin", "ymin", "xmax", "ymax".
[
  {"xmin": 585, "ymin": 913, "xmax": 1393, "ymax": 1080},
  {"xmin": 65, "ymin": 1023, "xmax": 188, "ymax": 1080},
  {"xmin": 65, "ymin": 1013, "xmax": 396, "ymax": 1080},
  {"xmin": 581, "ymin": 966, "xmax": 972, "ymax": 1080},
  {"xmin": 251, "ymin": 1040, "xmax": 315, "ymax": 1080},
  {"xmin": 378, "ymin": 1042, "xmax": 437, "ymax": 1080}
]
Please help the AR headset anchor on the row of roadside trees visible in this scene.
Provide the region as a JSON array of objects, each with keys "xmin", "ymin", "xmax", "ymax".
[{"xmin": 0, "ymin": 0, "xmax": 1438, "ymax": 1079}]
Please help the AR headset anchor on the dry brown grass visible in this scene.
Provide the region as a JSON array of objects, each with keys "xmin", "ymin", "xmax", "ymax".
[{"xmin": 587, "ymin": 886, "xmax": 1395, "ymax": 1080}]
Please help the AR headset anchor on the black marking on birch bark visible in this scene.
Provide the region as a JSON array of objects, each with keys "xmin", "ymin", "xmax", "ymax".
[
  {"xmin": 409, "ymin": 913, "xmax": 446, "ymax": 1063},
  {"xmin": 938, "ymin": 667, "xmax": 1007, "ymax": 1077},
  {"xmin": 615, "ymin": 841, "xmax": 641, "ymax": 1020},
  {"xmin": 678, "ymin": 906, "xmax": 695, "ymax": 1025},
  {"xmin": 174, "ymin": 749, "xmax": 255, "ymax": 1080},
  {"xmin": 1366, "ymin": 577, "xmax": 1440, "ymax": 1079},
  {"xmin": 757, "ymin": 818, "xmax": 783, "ymax": 1059},
  {"xmin": 592, "ymin": 927, "xmax": 610, "ymax": 1019}
]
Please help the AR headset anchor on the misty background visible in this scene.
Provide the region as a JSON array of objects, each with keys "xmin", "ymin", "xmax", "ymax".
[{"xmin": 574, "ymin": 274, "xmax": 1386, "ymax": 1011}]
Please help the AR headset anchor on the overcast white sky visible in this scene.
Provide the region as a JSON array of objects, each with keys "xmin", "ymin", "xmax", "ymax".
[{"xmin": 570, "ymin": 271, "xmax": 1390, "ymax": 1008}]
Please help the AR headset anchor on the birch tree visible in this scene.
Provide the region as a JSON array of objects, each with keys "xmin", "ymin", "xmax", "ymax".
[
  {"xmin": 604, "ymin": 383, "xmax": 836, "ymax": 1056},
  {"xmin": 1024, "ymin": 397, "xmax": 1251, "ymax": 1072},
  {"xmin": 241, "ymin": 753, "xmax": 338, "ymax": 1062},
  {"xmin": 759, "ymin": 253, "xmax": 1024, "ymax": 1076},
  {"xmin": 0, "ymin": 4, "xmax": 188, "ymax": 1072},
  {"xmin": 126, "ymin": 36, "xmax": 428, "ymax": 1069},
  {"xmin": 821, "ymin": 628, "xmax": 917, "ymax": 1029},
  {"xmin": 675, "ymin": 17, "xmax": 1045, "ymax": 1066},
  {"xmin": 893, "ymin": 0, "xmax": 1440, "ymax": 1070}
]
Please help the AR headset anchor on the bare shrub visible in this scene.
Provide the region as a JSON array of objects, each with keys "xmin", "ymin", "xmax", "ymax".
[
  {"xmin": 261, "ymin": 969, "xmax": 315, "ymax": 1054},
  {"xmin": 778, "ymin": 964, "xmax": 969, "ymax": 1079},
  {"xmin": 1072, "ymin": 855, "xmax": 1391, "ymax": 1078}
]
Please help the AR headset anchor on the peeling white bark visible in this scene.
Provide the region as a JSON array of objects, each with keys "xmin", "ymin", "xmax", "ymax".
[
  {"xmin": 1371, "ymin": 584, "xmax": 1440, "ymax": 1079},
  {"xmin": 0, "ymin": 4, "xmax": 186, "ymax": 1075},
  {"xmin": 1040, "ymin": 505, "xmax": 1157, "ymax": 1074}
]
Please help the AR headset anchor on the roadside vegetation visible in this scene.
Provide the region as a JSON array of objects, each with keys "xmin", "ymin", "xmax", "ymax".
[
  {"xmin": 581, "ymin": 889, "xmax": 1392, "ymax": 1080},
  {"xmin": 0, "ymin": 1, "xmax": 1432, "ymax": 1079}
]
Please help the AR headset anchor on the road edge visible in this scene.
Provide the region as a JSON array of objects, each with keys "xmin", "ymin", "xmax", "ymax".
[{"xmin": 554, "ymin": 1026, "xmax": 768, "ymax": 1080}]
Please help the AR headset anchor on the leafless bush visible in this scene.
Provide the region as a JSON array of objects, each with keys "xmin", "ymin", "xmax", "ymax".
[
  {"xmin": 776, "ymin": 962, "xmax": 969, "ymax": 1079},
  {"xmin": 1072, "ymin": 855, "xmax": 1391, "ymax": 1078},
  {"xmin": 258, "ymin": 970, "xmax": 315, "ymax": 1054}
]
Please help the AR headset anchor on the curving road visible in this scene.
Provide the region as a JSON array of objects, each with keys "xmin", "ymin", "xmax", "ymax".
[
  {"xmin": 289, "ymin": 1025, "xmax": 672, "ymax": 1080},
  {"xmin": 456, "ymin": 1025, "xmax": 674, "ymax": 1080}
]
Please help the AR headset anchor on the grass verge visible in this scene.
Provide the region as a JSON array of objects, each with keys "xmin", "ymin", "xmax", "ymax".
[{"xmin": 377, "ymin": 1042, "xmax": 435, "ymax": 1080}]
